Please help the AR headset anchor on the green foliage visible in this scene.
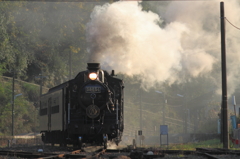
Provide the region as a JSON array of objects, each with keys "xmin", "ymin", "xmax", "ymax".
[
  {"xmin": 0, "ymin": 1, "xmax": 105, "ymax": 135},
  {"xmin": 21, "ymin": 83, "xmax": 39, "ymax": 102},
  {"xmin": 14, "ymin": 98, "xmax": 38, "ymax": 134},
  {"xmin": 0, "ymin": 77, "xmax": 39, "ymax": 135},
  {"xmin": 0, "ymin": 2, "xmax": 99, "ymax": 86},
  {"xmin": 0, "ymin": 2, "xmax": 34, "ymax": 76}
]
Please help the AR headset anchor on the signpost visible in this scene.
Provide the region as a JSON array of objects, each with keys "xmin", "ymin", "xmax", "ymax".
[
  {"xmin": 138, "ymin": 130, "xmax": 143, "ymax": 147},
  {"xmin": 160, "ymin": 125, "xmax": 168, "ymax": 147}
]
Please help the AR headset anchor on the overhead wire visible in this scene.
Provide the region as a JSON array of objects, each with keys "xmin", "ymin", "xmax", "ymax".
[
  {"xmin": 125, "ymin": 101, "xmax": 183, "ymax": 108},
  {"xmin": 225, "ymin": 17, "xmax": 240, "ymax": 30},
  {"xmin": 124, "ymin": 105, "xmax": 191, "ymax": 125}
]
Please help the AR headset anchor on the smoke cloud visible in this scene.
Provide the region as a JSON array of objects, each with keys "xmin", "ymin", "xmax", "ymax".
[
  {"xmin": 163, "ymin": 0, "xmax": 240, "ymax": 95},
  {"xmin": 86, "ymin": 0, "xmax": 240, "ymax": 93}
]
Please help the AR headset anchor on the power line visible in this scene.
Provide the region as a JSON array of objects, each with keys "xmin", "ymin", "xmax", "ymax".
[
  {"xmin": 225, "ymin": 17, "xmax": 240, "ymax": 30},
  {"xmin": 125, "ymin": 101, "xmax": 183, "ymax": 108},
  {"xmin": 124, "ymin": 105, "xmax": 188, "ymax": 124}
]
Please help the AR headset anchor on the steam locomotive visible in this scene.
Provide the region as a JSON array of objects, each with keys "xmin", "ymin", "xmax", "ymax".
[{"xmin": 39, "ymin": 63, "xmax": 124, "ymax": 148}]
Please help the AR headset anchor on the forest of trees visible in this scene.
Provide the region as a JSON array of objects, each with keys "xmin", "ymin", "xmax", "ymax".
[
  {"xmin": 0, "ymin": 1, "xmax": 223, "ymax": 136},
  {"xmin": 0, "ymin": 1, "xmax": 102, "ymax": 135}
]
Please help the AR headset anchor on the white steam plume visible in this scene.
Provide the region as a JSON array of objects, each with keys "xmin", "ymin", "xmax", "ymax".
[
  {"xmin": 164, "ymin": 0, "xmax": 240, "ymax": 95},
  {"xmin": 86, "ymin": 0, "xmax": 240, "ymax": 93}
]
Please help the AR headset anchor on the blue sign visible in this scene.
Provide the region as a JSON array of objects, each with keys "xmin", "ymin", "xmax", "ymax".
[
  {"xmin": 160, "ymin": 125, "xmax": 168, "ymax": 135},
  {"xmin": 230, "ymin": 115, "xmax": 237, "ymax": 129}
]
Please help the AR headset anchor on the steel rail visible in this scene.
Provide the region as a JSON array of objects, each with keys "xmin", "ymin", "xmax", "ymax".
[
  {"xmin": 0, "ymin": 151, "xmax": 57, "ymax": 158},
  {"xmin": 37, "ymin": 149, "xmax": 83, "ymax": 159},
  {"xmin": 92, "ymin": 148, "xmax": 107, "ymax": 158},
  {"xmin": 203, "ymin": 153, "xmax": 220, "ymax": 159}
]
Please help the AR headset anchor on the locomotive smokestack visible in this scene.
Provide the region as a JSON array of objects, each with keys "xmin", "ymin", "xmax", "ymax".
[
  {"xmin": 87, "ymin": 63, "xmax": 100, "ymax": 71},
  {"xmin": 111, "ymin": 70, "xmax": 115, "ymax": 76}
]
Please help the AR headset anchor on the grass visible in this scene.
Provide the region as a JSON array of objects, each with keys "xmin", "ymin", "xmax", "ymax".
[{"xmin": 167, "ymin": 139, "xmax": 223, "ymax": 150}]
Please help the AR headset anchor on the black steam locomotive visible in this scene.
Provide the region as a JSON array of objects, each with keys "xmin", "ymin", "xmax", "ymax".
[{"xmin": 39, "ymin": 63, "xmax": 124, "ymax": 148}]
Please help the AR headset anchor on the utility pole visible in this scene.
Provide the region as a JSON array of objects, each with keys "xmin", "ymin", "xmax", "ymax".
[
  {"xmin": 177, "ymin": 94, "xmax": 187, "ymax": 133},
  {"xmin": 156, "ymin": 91, "xmax": 166, "ymax": 125},
  {"xmin": 163, "ymin": 93, "xmax": 166, "ymax": 125},
  {"xmin": 69, "ymin": 51, "xmax": 72, "ymax": 80},
  {"xmin": 139, "ymin": 88, "xmax": 142, "ymax": 146},
  {"xmin": 184, "ymin": 98, "xmax": 187, "ymax": 134},
  {"xmin": 220, "ymin": 1, "xmax": 229, "ymax": 149},
  {"xmin": 12, "ymin": 70, "xmax": 15, "ymax": 136},
  {"xmin": 140, "ymin": 89, "xmax": 142, "ymax": 131},
  {"xmin": 35, "ymin": 74, "xmax": 47, "ymax": 105}
]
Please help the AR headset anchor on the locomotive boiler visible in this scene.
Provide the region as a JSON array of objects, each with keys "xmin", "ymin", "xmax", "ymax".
[{"xmin": 39, "ymin": 63, "xmax": 124, "ymax": 148}]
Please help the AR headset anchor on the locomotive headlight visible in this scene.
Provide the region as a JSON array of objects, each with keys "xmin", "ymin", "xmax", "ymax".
[{"xmin": 89, "ymin": 72, "xmax": 98, "ymax": 80}]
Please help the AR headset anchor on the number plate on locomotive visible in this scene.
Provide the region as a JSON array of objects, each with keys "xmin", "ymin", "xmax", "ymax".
[{"xmin": 85, "ymin": 87, "xmax": 101, "ymax": 93}]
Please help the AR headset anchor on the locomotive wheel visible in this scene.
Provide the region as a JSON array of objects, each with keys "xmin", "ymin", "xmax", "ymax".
[
  {"xmin": 78, "ymin": 140, "xmax": 82, "ymax": 149},
  {"xmin": 103, "ymin": 134, "xmax": 108, "ymax": 149},
  {"xmin": 104, "ymin": 140, "xmax": 107, "ymax": 149},
  {"xmin": 60, "ymin": 142, "xmax": 67, "ymax": 147},
  {"xmin": 78, "ymin": 137, "xmax": 82, "ymax": 149}
]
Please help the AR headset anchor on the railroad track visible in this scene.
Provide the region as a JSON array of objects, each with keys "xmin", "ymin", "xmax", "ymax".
[
  {"xmin": 37, "ymin": 147, "xmax": 108, "ymax": 159},
  {"xmin": 195, "ymin": 148, "xmax": 240, "ymax": 159},
  {"xmin": 1, "ymin": 146, "xmax": 240, "ymax": 158},
  {"xmin": 0, "ymin": 147, "xmax": 109, "ymax": 159},
  {"xmin": 38, "ymin": 149, "xmax": 85, "ymax": 159},
  {"xmin": 0, "ymin": 150, "xmax": 57, "ymax": 158}
]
